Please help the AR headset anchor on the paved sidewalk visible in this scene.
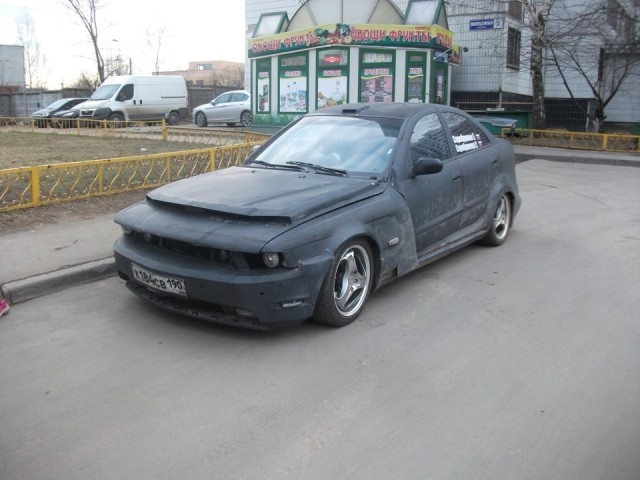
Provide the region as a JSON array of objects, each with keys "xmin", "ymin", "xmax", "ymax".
[{"xmin": 1, "ymin": 146, "xmax": 638, "ymax": 304}]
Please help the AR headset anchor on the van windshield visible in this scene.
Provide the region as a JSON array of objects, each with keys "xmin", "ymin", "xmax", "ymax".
[{"xmin": 90, "ymin": 84, "xmax": 120, "ymax": 100}]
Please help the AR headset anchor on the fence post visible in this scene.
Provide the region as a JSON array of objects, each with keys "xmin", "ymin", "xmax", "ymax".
[
  {"xmin": 209, "ymin": 149, "xmax": 216, "ymax": 171},
  {"xmin": 162, "ymin": 120, "xmax": 167, "ymax": 142},
  {"xmin": 31, "ymin": 166, "xmax": 41, "ymax": 207}
]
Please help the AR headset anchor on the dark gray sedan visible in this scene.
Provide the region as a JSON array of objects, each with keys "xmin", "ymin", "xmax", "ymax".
[{"xmin": 114, "ymin": 103, "xmax": 521, "ymax": 330}]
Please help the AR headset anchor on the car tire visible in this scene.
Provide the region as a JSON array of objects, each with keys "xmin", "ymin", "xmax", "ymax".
[
  {"xmin": 167, "ymin": 111, "xmax": 180, "ymax": 126},
  {"xmin": 480, "ymin": 193, "xmax": 512, "ymax": 246},
  {"xmin": 109, "ymin": 113, "xmax": 125, "ymax": 127},
  {"xmin": 195, "ymin": 112, "xmax": 208, "ymax": 127},
  {"xmin": 314, "ymin": 239, "xmax": 374, "ymax": 327},
  {"xmin": 240, "ymin": 110, "xmax": 252, "ymax": 127}
]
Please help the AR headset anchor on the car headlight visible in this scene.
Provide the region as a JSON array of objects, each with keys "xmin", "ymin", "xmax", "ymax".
[
  {"xmin": 262, "ymin": 252, "xmax": 280, "ymax": 268},
  {"xmin": 121, "ymin": 226, "xmax": 133, "ymax": 235}
]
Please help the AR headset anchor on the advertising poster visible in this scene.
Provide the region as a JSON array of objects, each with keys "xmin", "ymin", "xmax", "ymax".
[
  {"xmin": 317, "ymin": 71, "xmax": 347, "ymax": 109},
  {"xmin": 257, "ymin": 73, "xmax": 270, "ymax": 112},
  {"xmin": 407, "ymin": 66, "xmax": 424, "ymax": 103},
  {"xmin": 360, "ymin": 67, "xmax": 393, "ymax": 103},
  {"xmin": 279, "ymin": 72, "xmax": 307, "ymax": 113}
]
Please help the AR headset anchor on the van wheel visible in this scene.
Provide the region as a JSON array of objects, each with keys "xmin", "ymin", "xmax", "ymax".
[
  {"xmin": 240, "ymin": 111, "xmax": 252, "ymax": 127},
  {"xmin": 109, "ymin": 113, "xmax": 124, "ymax": 127},
  {"xmin": 167, "ymin": 111, "xmax": 180, "ymax": 126},
  {"xmin": 195, "ymin": 112, "xmax": 208, "ymax": 127}
]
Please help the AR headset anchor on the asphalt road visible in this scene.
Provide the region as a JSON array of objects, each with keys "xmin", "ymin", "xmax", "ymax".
[{"xmin": 1, "ymin": 160, "xmax": 639, "ymax": 480}]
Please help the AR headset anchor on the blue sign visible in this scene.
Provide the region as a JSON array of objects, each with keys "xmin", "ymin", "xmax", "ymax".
[{"xmin": 470, "ymin": 18, "xmax": 504, "ymax": 30}]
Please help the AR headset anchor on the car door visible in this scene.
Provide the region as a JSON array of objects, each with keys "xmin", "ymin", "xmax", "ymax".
[
  {"xmin": 204, "ymin": 92, "xmax": 233, "ymax": 122},
  {"xmin": 396, "ymin": 112, "xmax": 464, "ymax": 254},
  {"xmin": 228, "ymin": 92, "xmax": 249, "ymax": 121},
  {"xmin": 442, "ymin": 111, "xmax": 498, "ymax": 228}
]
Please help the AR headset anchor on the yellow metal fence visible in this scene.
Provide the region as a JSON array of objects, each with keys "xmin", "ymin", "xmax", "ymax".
[
  {"xmin": 0, "ymin": 143, "xmax": 264, "ymax": 212},
  {"xmin": 504, "ymin": 128, "xmax": 640, "ymax": 153},
  {"xmin": 0, "ymin": 117, "xmax": 269, "ymax": 146}
]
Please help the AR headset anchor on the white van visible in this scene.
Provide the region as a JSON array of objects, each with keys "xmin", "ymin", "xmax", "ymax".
[{"xmin": 79, "ymin": 75, "xmax": 188, "ymax": 125}]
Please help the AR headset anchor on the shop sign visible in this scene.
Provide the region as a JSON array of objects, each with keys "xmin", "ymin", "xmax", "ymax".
[{"xmin": 249, "ymin": 23, "xmax": 453, "ymax": 58}]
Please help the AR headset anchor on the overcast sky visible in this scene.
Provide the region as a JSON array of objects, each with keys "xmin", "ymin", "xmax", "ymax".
[{"xmin": 0, "ymin": 0, "xmax": 247, "ymax": 88}]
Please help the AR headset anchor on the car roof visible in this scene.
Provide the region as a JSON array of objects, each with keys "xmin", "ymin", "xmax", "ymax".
[{"xmin": 309, "ymin": 102, "xmax": 459, "ymax": 121}]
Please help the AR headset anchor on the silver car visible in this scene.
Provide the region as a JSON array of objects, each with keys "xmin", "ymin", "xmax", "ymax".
[{"xmin": 192, "ymin": 90, "xmax": 252, "ymax": 127}]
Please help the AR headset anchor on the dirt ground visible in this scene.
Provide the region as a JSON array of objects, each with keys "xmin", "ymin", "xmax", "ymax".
[{"xmin": 0, "ymin": 189, "xmax": 150, "ymax": 234}]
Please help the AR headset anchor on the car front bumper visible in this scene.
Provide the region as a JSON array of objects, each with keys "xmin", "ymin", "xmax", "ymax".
[{"xmin": 114, "ymin": 235, "xmax": 331, "ymax": 330}]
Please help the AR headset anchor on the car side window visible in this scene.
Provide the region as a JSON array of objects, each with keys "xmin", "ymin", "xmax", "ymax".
[
  {"xmin": 409, "ymin": 113, "xmax": 451, "ymax": 163},
  {"xmin": 231, "ymin": 93, "xmax": 248, "ymax": 102},
  {"xmin": 443, "ymin": 112, "xmax": 490, "ymax": 155},
  {"xmin": 215, "ymin": 93, "xmax": 232, "ymax": 104},
  {"xmin": 118, "ymin": 84, "xmax": 134, "ymax": 101}
]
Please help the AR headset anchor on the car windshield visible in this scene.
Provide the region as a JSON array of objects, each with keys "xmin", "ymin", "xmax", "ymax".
[
  {"xmin": 251, "ymin": 116, "xmax": 401, "ymax": 176},
  {"xmin": 90, "ymin": 84, "xmax": 120, "ymax": 100}
]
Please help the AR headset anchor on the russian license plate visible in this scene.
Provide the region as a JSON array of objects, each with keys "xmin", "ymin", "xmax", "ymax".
[{"xmin": 131, "ymin": 264, "xmax": 187, "ymax": 297}]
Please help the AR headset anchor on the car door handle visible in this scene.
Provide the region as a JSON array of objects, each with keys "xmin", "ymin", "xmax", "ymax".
[{"xmin": 452, "ymin": 174, "xmax": 462, "ymax": 182}]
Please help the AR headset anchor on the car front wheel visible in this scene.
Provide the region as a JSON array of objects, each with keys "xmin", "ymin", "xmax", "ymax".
[
  {"xmin": 195, "ymin": 111, "xmax": 208, "ymax": 127},
  {"xmin": 480, "ymin": 193, "xmax": 512, "ymax": 246},
  {"xmin": 314, "ymin": 240, "xmax": 374, "ymax": 327}
]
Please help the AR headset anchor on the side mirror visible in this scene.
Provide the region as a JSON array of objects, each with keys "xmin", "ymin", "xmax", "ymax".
[
  {"xmin": 210, "ymin": 100, "xmax": 216, "ymax": 106},
  {"xmin": 413, "ymin": 157, "xmax": 443, "ymax": 176}
]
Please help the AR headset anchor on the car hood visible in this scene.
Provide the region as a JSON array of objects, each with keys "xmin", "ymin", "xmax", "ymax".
[
  {"xmin": 116, "ymin": 166, "xmax": 385, "ymax": 252},
  {"xmin": 32, "ymin": 107, "xmax": 55, "ymax": 117},
  {"xmin": 147, "ymin": 166, "xmax": 384, "ymax": 224}
]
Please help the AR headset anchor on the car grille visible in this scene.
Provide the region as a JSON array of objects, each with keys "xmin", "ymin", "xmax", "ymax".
[{"xmin": 129, "ymin": 231, "xmax": 262, "ymax": 269}]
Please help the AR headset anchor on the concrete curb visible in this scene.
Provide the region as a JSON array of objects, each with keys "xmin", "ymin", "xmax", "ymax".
[
  {"xmin": 1, "ymin": 257, "xmax": 116, "ymax": 305},
  {"xmin": 516, "ymin": 152, "xmax": 640, "ymax": 167}
]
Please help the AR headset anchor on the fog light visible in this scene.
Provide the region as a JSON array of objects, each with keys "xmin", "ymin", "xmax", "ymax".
[{"xmin": 262, "ymin": 252, "xmax": 280, "ymax": 268}]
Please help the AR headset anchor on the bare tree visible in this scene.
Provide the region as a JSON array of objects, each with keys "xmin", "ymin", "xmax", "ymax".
[
  {"xmin": 521, "ymin": 0, "xmax": 556, "ymax": 129},
  {"xmin": 546, "ymin": 1, "xmax": 640, "ymax": 131},
  {"xmin": 146, "ymin": 26, "xmax": 166, "ymax": 74},
  {"xmin": 70, "ymin": 71, "xmax": 100, "ymax": 89},
  {"xmin": 16, "ymin": 11, "xmax": 48, "ymax": 90},
  {"xmin": 63, "ymin": 0, "xmax": 106, "ymax": 82}
]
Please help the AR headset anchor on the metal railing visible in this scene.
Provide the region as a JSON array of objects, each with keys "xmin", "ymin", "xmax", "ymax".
[
  {"xmin": 0, "ymin": 117, "xmax": 269, "ymax": 146},
  {"xmin": 0, "ymin": 142, "xmax": 265, "ymax": 212},
  {"xmin": 502, "ymin": 128, "xmax": 640, "ymax": 153}
]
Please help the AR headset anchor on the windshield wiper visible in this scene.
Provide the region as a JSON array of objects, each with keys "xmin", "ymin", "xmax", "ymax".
[
  {"xmin": 248, "ymin": 160, "xmax": 306, "ymax": 171},
  {"xmin": 286, "ymin": 161, "xmax": 347, "ymax": 176}
]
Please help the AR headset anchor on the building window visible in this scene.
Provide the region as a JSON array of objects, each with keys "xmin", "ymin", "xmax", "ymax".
[
  {"xmin": 197, "ymin": 64, "xmax": 212, "ymax": 71},
  {"xmin": 508, "ymin": 1, "xmax": 523, "ymax": 21},
  {"xmin": 507, "ymin": 28, "xmax": 521, "ymax": 69},
  {"xmin": 196, "ymin": 80, "xmax": 204, "ymax": 85}
]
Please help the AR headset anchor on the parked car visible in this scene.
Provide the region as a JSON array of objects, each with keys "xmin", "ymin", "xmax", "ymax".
[
  {"xmin": 50, "ymin": 104, "xmax": 85, "ymax": 128},
  {"xmin": 31, "ymin": 98, "xmax": 87, "ymax": 127},
  {"xmin": 192, "ymin": 90, "xmax": 252, "ymax": 127},
  {"xmin": 114, "ymin": 103, "xmax": 521, "ymax": 330}
]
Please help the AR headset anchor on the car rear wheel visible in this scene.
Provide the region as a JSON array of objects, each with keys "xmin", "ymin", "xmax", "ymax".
[
  {"xmin": 167, "ymin": 111, "xmax": 180, "ymax": 126},
  {"xmin": 314, "ymin": 239, "xmax": 374, "ymax": 327},
  {"xmin": 195, "ymin": 112, "xmax": 208, "ymax": 127},
  {"xmin": 240, "ymin": 110, "xmax": 252, "ymax": 127},
  {"xmin": 480, "ymin": 193, "xmax": 512, "ymax": 246}
]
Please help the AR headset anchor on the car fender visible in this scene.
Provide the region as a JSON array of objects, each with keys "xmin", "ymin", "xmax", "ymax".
[
  {"xmin": 483, "ymin": 174, "xmax": 519, "ymax": 230},
  {"xmin": 262, "ymin": 187, "xmax": 419, "ymax": 291}
]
